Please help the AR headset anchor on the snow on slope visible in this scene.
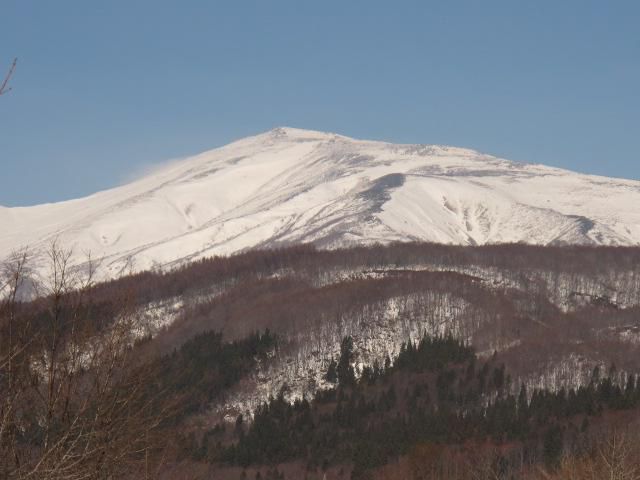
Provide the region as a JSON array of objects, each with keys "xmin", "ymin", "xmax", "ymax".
[{"xmin": 2, "ymin": 127, "xmax": 640, "ymax": 278}]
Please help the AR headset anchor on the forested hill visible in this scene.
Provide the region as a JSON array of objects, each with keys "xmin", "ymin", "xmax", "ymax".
[
  {"xmin": 2, "ymin": 242, "xmax": 640, "ymax": 479},
  {"xmin": 216, "ymin": 334, "xmax": 640, "ymax": 479}
]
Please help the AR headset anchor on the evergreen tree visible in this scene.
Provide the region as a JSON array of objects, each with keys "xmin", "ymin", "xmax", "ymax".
[
  {"xmin": 337, "ymin": 336, "xmax": 356, "ymax": 386},
  {"xmin": 326, "ymin": 358, "xmax": 338, "ymax": 383},
  {"xmin": 542, "ymin": 425, "xmax": 563, "ymax": 469}
]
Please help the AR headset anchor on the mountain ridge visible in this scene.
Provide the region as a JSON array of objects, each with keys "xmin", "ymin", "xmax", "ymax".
[{"xmin": 2, "ymin": 127, "xmax": 640, "ymax": 278}]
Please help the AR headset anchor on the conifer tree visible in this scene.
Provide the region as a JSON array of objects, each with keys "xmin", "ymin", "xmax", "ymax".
[
  {"xmin": 326, "ymin": 358, "xmax": 338, "ymax": 383},
  {"xmin": 337, "ymin": 336, "xmax": 356, "ymax": 386}
]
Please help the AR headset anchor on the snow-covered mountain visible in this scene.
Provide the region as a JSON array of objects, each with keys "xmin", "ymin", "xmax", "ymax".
[{"xmin": 2, "ymin": 127, "xmax": 640, "ymax": 278}]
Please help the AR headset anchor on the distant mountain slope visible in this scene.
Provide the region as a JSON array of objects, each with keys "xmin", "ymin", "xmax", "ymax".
[{"xmin": 2, "ymin": 127, "xmax": 640, "ymax": 278}]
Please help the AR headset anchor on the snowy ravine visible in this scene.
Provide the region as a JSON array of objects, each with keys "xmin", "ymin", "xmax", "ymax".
[{"xmin": 2, "ymin": 127, "xmax": 640, "ymax": 279}]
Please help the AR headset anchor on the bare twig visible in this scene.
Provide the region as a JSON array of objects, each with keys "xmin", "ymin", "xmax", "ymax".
[{"xmin": 0, "ymin": 58, "xmax": 17, "ymax": 96}]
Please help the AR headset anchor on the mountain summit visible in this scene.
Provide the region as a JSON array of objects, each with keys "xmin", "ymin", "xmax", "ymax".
[{"xmin": 2, "ymin": 127, "xmax": 640, "ymax": 277}]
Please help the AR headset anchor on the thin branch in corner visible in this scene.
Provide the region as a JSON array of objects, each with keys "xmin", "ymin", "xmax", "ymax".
[{"xmin": 0, "ymin": 58, "xmax": 17, "ymax": 96}]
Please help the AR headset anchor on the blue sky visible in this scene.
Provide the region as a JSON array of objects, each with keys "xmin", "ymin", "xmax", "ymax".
[{"xmin": 1, "ymin": 1, "xmax": 638, "ymax": 206}]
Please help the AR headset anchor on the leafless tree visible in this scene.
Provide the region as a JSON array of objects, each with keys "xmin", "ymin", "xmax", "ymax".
[{"xmin": 0, "ymin": 241, "xmax": 172, "ymax": 480}]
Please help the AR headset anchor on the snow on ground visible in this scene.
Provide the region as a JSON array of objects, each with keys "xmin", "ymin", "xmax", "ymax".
[
  {"xmin": 216, "ymin": 292, "xmax": 471, "ymax": 419},
  {"xmin": 2, "ymin": 127, "xmax": 640, "ymax": 280}
]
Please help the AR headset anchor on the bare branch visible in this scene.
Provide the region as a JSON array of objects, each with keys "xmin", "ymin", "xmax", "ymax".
[
  {"xmin": 0, "ymin": 58, "xmax": 17, "ymax": 96},
  {"xmin": 1, "ymin": 240, "xmax": 172, "ymax": 479}
]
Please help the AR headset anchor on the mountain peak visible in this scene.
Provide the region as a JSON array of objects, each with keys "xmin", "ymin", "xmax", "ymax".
[
  {"xmin": 1, "ymin": 130, "xmax": 639, "ymax": 279},
  {"xmin": 264, "ymin": 126, "xmax": 349, "ymax": 141}
]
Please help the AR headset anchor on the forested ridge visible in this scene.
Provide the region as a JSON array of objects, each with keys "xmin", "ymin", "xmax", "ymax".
[
  {"xmin": 2, "ymin": 242, "xmax": 640, "ymax": 479},
  {"xmin": 175, "ymin": 334, "xmax": 640, "ymax": 479}
]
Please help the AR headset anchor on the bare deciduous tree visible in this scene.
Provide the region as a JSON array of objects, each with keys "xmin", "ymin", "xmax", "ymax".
[{"xmin": 0, "ymin": 241, "xmax": 172, "ymax": 480}]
